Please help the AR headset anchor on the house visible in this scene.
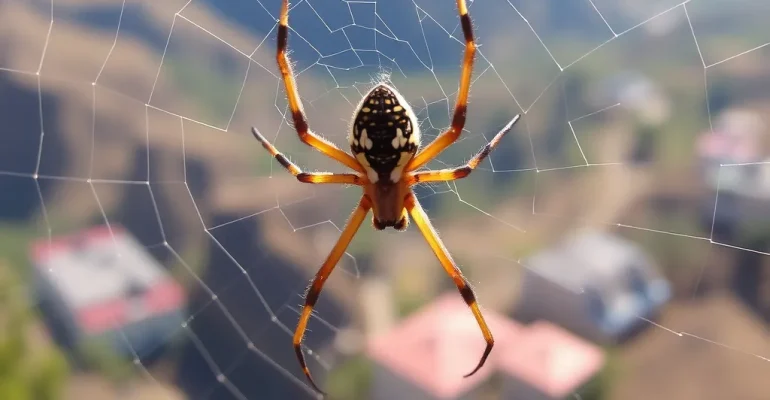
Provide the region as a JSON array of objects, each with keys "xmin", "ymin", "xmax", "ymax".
[
  {"xmin": 366, "ymin": 292, "xmax": 605, "ymax": 400},
  {"xmin": 695, "ymin": 107, "xmax": 770, "ymax": 242},
  {"xmin": 696, "ymin": 109, "xmax": 770, "ymax": 199},
  {"xmin": 591, "ymin": 71, "xmax": 671, "ymax": 126},
  {"xmin": 498, "ymin": 320, "xmax": 605, "ymax": 400},
  {"xmin": 516, "ymin": 230, "xmax": 671, "ymax": 344},
  {"xmin": 29, "ymin": 225, "xmax": 186, "ymax": 360},
  {"xmin": 696, "ymin": 108, "xmax": 770, "ymax": 200}
]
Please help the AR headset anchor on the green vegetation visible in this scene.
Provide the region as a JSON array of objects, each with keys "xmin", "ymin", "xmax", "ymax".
[
  {"xmin": 0, "ymin": 262, "xmax": 69, "ymax": 400},
  {"xmin": 78, "ymin": 341, "xmax": 136, "ymax": 389},
  {"xmin": 395, "ymin": 280, "xmax": 431, "ymax": 318},
  {"xmin": 326, "ymin": 355, "xmax": 373, "ymax": 400},
  {"xmin": 170, "ymin": 238, "xmax": 209, "ymax": 289},
  {"xmin": 0, "ymin": 224, "xmax": 43, "ymax": 279},
  {"xmin": 165, "ymin": 56, "xmax": 245, "ymax": 128},
  {"xmin": 579, "ymin": 348, "xmax": 621, "ymax": 400}
]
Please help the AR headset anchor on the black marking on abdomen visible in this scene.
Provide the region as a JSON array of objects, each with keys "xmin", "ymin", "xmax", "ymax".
[{"xmin": 350, "ymin": 84, "xmax": 418, "ymax": 181}]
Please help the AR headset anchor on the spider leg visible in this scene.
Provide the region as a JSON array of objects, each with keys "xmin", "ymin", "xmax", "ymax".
[
  {"xmin": 406, "ymin": 0, "xmax": 476, "ymax": 172},
  {"xmin": 403, "ymin": 192, "xmax": 494, "ymax": 378},
  {"xmin": 408, "ymin": 114, "xmax": 520, "ymax": 185},
  {"xmin": 252, "ymin": 127, "xmax": 365, "ymax": 185},
  {"xmin": 273, "ymin": 0, "xmax": 365, "ymax": 174},
  {"xmin": 294, "ymin": 195, "xmax": 372, "ymax": 395}
]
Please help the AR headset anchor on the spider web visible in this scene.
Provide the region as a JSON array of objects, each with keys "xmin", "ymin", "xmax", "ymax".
[{"xmin": 1, "ymin": 0, "xmax": 770, "ymax": 399}]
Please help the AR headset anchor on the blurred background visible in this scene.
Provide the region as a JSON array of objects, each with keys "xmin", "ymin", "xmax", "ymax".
[{"xmin": 1, "ymin": 0, "xmax": 770, "ymax": 399}]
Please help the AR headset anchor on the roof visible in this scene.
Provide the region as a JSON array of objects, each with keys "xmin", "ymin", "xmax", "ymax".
[
  {"xmin": 525, "ymin": 230, "xmax": 655, "ymax": 292},
  {"xmin": 366, "ymin": 293, "xmax": 604, "ymax": 399},
  {"xmin": 29, "ymin": 225, "xmax": 185, "ymax": 334},
  {"xmin": 697, "ymin": 109, "xmax": 763, "ymax": 164},
  {"xmin": 367, "ymin": 293, "xmax": 516, "ymax": 398},
  {"xmin": 497, "ymin": 321, "xmax": 605, "ymax": 398}
]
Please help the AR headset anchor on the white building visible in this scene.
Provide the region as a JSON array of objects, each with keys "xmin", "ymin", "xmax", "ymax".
[
  {"xmin": 592, "ymin": 71, "xmax": 671, "ymax": 126},
  {"xmin": 516, "ymin": 230, "xmax": 671, "ymax": 344},
  {"xmin": 29, "ymin": 225, "xmax": 186, "ymax": 359},
  {"xmin": 697, "ymin": 108, "xmax": 770, "ymax": 200}
]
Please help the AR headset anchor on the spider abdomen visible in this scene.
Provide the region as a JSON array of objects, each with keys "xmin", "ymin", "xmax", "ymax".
[{"xmin": 350, "ymin": 84, "xmax": 420, "ymax": 183}]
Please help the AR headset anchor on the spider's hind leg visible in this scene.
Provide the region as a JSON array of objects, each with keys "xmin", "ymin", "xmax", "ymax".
[{"xmin": 404, "ymin": 192, "xmax": 494, "ymax": 377}]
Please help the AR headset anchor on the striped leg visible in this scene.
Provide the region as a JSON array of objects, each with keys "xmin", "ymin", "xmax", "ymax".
[
  {"xmin": 406, "ymin": 0, "xmax": 477, "ymax": 172},
  {"xmin": 404, "ymin": 192, "xmax": 494, "ymax": 378},
  {"xmin": 273, "ymin": 0, "xmax": 364, "ymax": 174},
  {"xmin": 408, "ymin": 114, "xmax": 520, "ymax": 185},
  {"xmin": 293, "ymin": 196, "xmax": 371, "ymax": 395},
  {"xmin": 252, "ymin": 127, "xmax": 364, "ymax": 185}
]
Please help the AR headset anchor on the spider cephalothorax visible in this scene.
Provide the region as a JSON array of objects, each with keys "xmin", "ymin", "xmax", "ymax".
[{"xmin": 250, "ymin": 0, "xmax": 521, "ymax": 396}]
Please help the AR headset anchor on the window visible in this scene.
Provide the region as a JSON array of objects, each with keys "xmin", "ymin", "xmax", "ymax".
[
  {"xmin": 627, "ymin": 264, "xmax": 648, "ymax": 298},
  {"xmin": 585, "ymin": 288, "xmax": 605, "ymax": 323}
]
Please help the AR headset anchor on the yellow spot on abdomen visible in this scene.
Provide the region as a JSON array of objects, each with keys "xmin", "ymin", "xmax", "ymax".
[
  {"xmin": 361, "ymin": 129, "xmax": 373, "ymax": 150},
  {"xmin": 356, "ymin": 153, "xmax": 379, "ymax": 183},
  {"xmin": 390, "ymin": 151, "xmax": 413, "ymax": 183}
]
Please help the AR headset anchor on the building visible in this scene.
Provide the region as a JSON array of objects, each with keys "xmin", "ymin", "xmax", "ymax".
[
  {"xmin": 592, "ymin": 71, "xmax": 671, "ymax": 126},
  {"xmin": 516, "ymin": 230, "xmax": 671, "ymax": 344},
  {"xmin": 498, "ymin": 321, "xmax": 605, "ymax": 400},
  {"xmin": 696, "ymin": 108, "xmax": 770, "ymax": 200},
  {"xmin": 695, "ymin": 107, "xmax": 770, "ymax": 244},
  {"xmin": 29, "ymin": 225, "xmax": 186, "ymax": 359},
  {"xmin": 367, "ymin": 293, "xmax": 605, "ymax": 400}
]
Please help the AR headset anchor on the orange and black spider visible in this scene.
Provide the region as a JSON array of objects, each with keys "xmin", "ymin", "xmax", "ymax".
[{"xmin": 251, "ymin": 0, "xmax": 520, "ymax": 395}]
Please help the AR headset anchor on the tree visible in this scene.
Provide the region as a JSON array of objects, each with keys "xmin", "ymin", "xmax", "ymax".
[{"xmin": 0, "ymin": 261, "xmax": 69, "ymax": 400}]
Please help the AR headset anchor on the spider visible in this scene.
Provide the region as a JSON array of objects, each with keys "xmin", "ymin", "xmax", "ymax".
[{"xmin": 251, "ymin": 0, "xmax": 520, "ymax": 395}]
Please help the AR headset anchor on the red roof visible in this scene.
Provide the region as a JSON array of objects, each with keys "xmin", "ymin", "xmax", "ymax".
[
  {"xmin": 30, "ymin": 224, "xmax": 119, "ymax": 262},
  {"xmin": 29, "ymin": 224, "xmax": 186, "ymax": 334},
  {"xmin": 497, "ymin": 320, "xmax": 605, "ymax": 398},
  {"xmin": 367, "ymin": 292, "xmax": 604, "ymax": 399}
]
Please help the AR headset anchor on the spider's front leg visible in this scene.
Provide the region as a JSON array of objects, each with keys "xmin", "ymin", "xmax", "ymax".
[
  {"xmin": 274, "ymin": 0, "xmax": 365, "ymax": 174},
  {"xmin": 252, "ymin": 127, "xmax": 365, "ymax": 185},
  {"xmin": 408, "ymin": 114, "xmax": 520, "ymax": 185},
  {"xmin": 406, "ymin": 0, "xmax": 477, "ymax": 171}
]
